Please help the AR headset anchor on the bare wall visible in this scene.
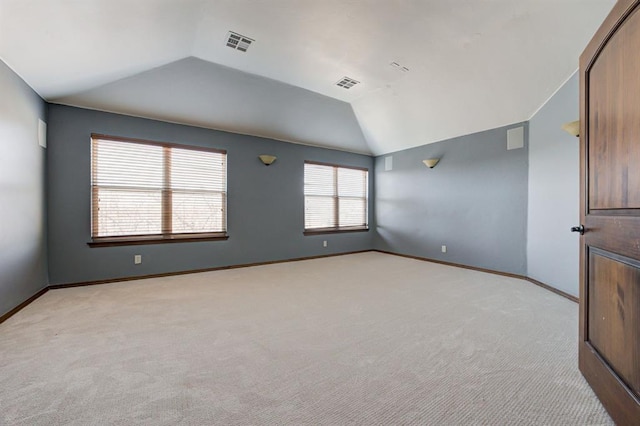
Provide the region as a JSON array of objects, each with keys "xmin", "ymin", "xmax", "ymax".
[
  {"xmin": 527, "ymin": 72, "xmax": 580, "ymax": 297},
  {"xmin": 0, "ymin": 60, "xmax": 48, "ymax": 316},
  {"xmin": 374, "ymin": 123, "xmax": 529, "ymax": 275},
  {"xmin": 46, "ymin": 105, "xmax": 374, "ymax": 285}
]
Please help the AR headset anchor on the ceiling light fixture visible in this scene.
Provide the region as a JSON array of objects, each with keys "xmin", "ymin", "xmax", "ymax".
[
  {"xmin": 226, "ymin": 31, "xmax": 254, "ymax": 52},
  {"xmin": 336, "ymin": 77, "xmax": 360, "ymax": 89}
]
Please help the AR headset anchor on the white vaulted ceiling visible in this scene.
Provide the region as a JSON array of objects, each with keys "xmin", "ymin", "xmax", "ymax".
[{"xmin": 0, "ymin": 0, "xmax": 615, "ymax": 155}]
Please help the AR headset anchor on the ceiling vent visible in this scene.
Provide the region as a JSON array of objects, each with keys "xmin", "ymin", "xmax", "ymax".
[
  {"xmin": 336, "ymin": 77, "xmax": 360, "ymax": 89},
  {"xmin": 390, "ymin": 62, "xmax": 409, "ymax": 72},
  {"xmin": 226, "ymin": 31, "xmax": 253, "ymax": 52}
]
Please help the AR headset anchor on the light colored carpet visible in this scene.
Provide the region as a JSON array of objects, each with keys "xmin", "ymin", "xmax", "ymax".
[{"xmin": 0, "ymin": 252, "xmax": 611, "ymax": 425}]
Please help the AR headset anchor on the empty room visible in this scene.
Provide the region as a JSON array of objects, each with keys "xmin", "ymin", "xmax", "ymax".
[{"xmin": 1, "ymin": 0, "xmax": 639, "ymax": 424}]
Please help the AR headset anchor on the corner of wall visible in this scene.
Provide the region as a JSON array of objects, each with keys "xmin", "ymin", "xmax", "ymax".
[
  {"xmin": 0, "ymin": 59, "xmax": 49, "ymax": 317},
  {"xmin": 526, "ymin": 73, "xmax": 580, "ymax": 297}
]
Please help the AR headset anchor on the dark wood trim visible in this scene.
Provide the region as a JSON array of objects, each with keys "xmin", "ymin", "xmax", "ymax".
[
  {"xmin": 91, "ymin": 141, "xmax": 99, "ymax": 237},
  {"xmin": 90, "ymin": 134, "xmax": 227, "ymax": 241},
  {"xmin": 50, "ymin": 250, "xmax": 373, "ymax": 289},
  {"xmin": 74, "ymin": 248, "xmax": 581, "ymax": 303},
  {"xmin": 374, "ymin": 250, "xmax": 579, "ymax": 303},
  {"xmin": 88, "ymin": 233, "xmax": 229, "ymax": 247},
  {"xmin": 304, "ymin": 160, "xmax": 369, "ymax": 172},
  {"xmin": 0, "ymin": 287, "xmax": 49, "ymax": 325},
  {"xmin": 161, "ymin": 146, "xmax": 172, "ymax": 234},
  {"xmin": 304, "ymin": 227, "xmax": 369, "ymax": 236},
  {"xmin": 333, "ymin": 167, "xmax": 339, "ymax": 226},
  {"xmin": 525, "ymin": 277, "xmax": 579, "ymax": 304},
  {"xmin": 91, "ymin": 133, "xmax": 227, "ymax": 154},
  {"xmin": 375, "ymin": 249, "xmax": 524, "ymax": 278},
  {"xmin": 8, "ymin": 254, "xmax": 372, "ymax": 318},
  {"xmin": 3, "ymin": 251, "xmax": 580, "ymax": 327},
  {"xmin": 304, "ymin": 161, "xmax": 369, "ymax": 231}
]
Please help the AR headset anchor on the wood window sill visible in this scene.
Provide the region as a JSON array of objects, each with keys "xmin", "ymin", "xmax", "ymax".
[
  {"xmin": 303, "ymin": 227, "xmax": 369, "ymax": 236},
  {"xmin": 88, "ymin": 234, "xmax": 229, "ymax": 247}
]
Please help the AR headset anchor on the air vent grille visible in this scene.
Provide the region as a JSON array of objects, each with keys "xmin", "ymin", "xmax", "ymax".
[
  {"xmin": 336, "ymin": 77, "xmax": 360, "ymax": 89},
  {"xmin": 226, "ymin": 31, "xmax": 253, "ymax": 52},
  {"xmin": 390, "ymin": 62, "xmax": 409, "ymax": 72}
]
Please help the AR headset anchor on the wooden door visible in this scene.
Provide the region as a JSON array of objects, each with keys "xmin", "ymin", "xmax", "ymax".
[{"xmin": 579, "ymin": 0, "xmax": 640, "ymax": 424}]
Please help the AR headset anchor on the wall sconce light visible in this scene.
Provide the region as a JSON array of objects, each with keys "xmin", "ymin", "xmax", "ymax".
[
  {"xmin": 422, "ymin": 158, "xmax": 440, "ymax": 168},
  {"xmin": 562, "ymin": 120, "xmax": 580, "ymax": 137},
  {"xmin": 258, "ymin": 155, "xmax": 277, "ymax": 166}
]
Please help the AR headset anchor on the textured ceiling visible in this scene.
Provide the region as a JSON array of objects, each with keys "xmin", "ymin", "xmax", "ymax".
[{"xmin": 0, "ymin": 0, "xmax": 615, "ymax": 155}]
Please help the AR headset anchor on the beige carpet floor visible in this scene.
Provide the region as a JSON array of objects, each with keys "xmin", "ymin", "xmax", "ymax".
[{"xmin": 0, "ymin": 252, "xmax": 612, "ymax": 425}]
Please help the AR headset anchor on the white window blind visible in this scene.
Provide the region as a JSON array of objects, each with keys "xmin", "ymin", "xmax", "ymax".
[
  {"xmin": 304, "ymin": 162, "xmax": 368, "ymax": 232},
  {"xmin": 91, "ymin": 135, "xmax": 227, "ymax": 241}
]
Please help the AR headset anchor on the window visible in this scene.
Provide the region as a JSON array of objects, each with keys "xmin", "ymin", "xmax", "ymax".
[
  {"xmin": 90, "ymin": 134, "xmax": 227, "ymax": 245},
  {"xmin": 304, "ymin": 161, "xmax": 368, "ymax": 233}
]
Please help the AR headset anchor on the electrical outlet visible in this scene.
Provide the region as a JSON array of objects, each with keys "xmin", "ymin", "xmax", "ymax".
[
  {"xmin": 323, "ymin": 240, "xmax": 328, "ymax": 248},
  {"xmin": 134, "ymin": 254, "xmax": 142, "ymax": 264},
  {"xmin": 441, "ymin": 245, "xmax": 447, "ymax": 253}
]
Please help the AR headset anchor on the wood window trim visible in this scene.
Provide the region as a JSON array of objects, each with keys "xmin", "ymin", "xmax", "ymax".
[
  {"xmin": 304, "ymin": 160, "xmax": 368, "ymax": 172},
  {"xmin": 303, "ymin": 161, "xmax": 369, "ymax": 233},
  {"xmin": 88, "ymin": 232, "xmax": 229, "ymax": 247},
  {"xmin": 91, "ymin": 133, "xmax": 227, "ymax": 155},
  {"xmin": 91, "ymin": 134, "xmax": 227, "ymax": 244},
  {"xmin": 333, "ymin": 166, "xmax": 339, "ymax": 226},
  {"xmin": 91, "ymin": 140, "xmax": 100, "ymax": 238},
  {"xmin": 303, "ymin": 226, "xmax": 369, "ymax": 236},
  {"xmin": 161, "ymin": 146, "xmax": 172, "ymax": 234}
]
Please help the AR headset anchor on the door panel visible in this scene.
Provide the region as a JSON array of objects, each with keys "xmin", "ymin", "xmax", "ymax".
[
  {"xmin": 588, "ymin": 250, "xmax": 640, "ymax": 397},
  {"xmin": 580, "ymin": 0, "xmax": 640, "ymax": 424},
  {"xmin": 588, "ymin": 6, "xmax": 640, "ymax": 210}
]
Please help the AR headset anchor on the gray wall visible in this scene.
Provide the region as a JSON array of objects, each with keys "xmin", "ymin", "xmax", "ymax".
[
  {"xmin": 0, "ymin": 60, "xmax": 48, "ymax": 316},
  {"xmin": 527, "ymin": 73, "xmax": 580, "ymax": 297},
  {"xmin": 55, "ymin": 57, "xmax": 371, "ymax": 155},
  {"xmin": 47, "ymin": 105, "xmax": 374, "ymax": 285},
  {"xmin": 374, "ymin": 124, "xmax": 529, "ymax": 275}
]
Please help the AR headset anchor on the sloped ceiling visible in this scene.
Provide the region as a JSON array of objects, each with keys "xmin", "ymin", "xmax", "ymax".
[
  {"xmin": 55, "ymin": 57, "xmax": 369, "ymax": 153},
  {"xmin": 0, "ymin": 0, "xmax": 615, "ymax": 155}
]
